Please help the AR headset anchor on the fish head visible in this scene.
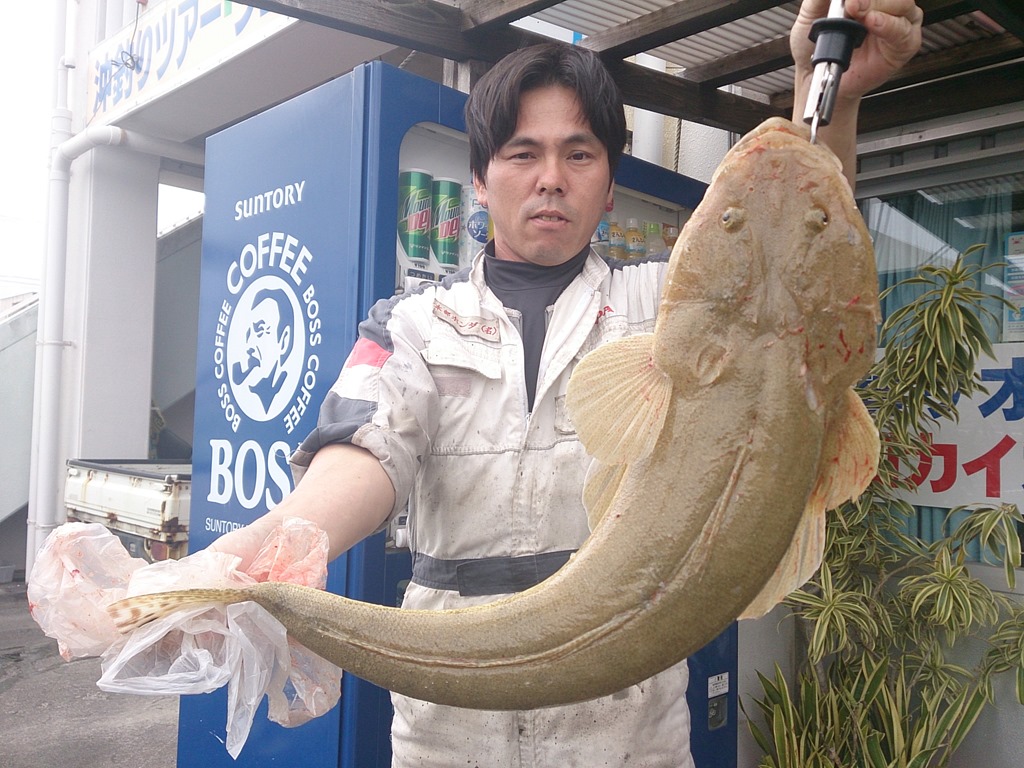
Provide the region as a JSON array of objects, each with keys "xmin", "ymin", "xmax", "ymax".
[{"xmin": 658, "ymin": 117, "xmax": 879, "ymax": 404}]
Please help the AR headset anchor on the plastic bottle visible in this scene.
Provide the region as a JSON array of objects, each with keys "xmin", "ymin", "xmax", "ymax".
[
  {"xmin": 624, "ymin": 218, "xmax": 645, "ymax": 259},
  {"xmin": 645, "ymin": 221, "xmax": 667, "ymax": 256},
  {"xmin": 663, "ymin": 224, "xmax": 679, "ymax": 250},
  {"xmin": 591, "ymin": 213, "xmax": 610, "ymax": 257},
  {"xmin": 608, "ymin": 219, "xmax": 626, "ymax": 259}
]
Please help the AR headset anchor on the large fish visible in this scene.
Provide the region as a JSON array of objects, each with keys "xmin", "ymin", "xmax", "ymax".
[{"xmin": 109, "ymin": 117, "xmax": 880, "ymax": 710}]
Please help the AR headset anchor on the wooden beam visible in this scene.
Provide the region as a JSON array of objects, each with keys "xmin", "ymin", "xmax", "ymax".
[
  {"xmin": 773, "ymin": 31, "xmax": 1023, "ymax": 111},
  {"xmin": 882, "ymin": 32, "xmax": 1023, "ymax": 91},
  {"xmin": 582, "ymin": 0, "xmax": 789, "ymax": 59},
  {"xmin": 682, "ymin": 36, "xmax": 792, "ymax": 88},
  {"xmin": 458, "ymin": 0, "xmax": 562, "ymax": 32},
  {"xmin": 671, "ymin": 0, "xmax": 981, "ymax": 90},
  {"xmin": 605, "ymin": 59, "xmax": 782, "ymax": 134},
  {"xmin": 675, "ymin": 0, "xmax": 994, "ymax": 92},
  {"xmin": 240, "ymin": 0, "xmax": 534, "ymax": 61},
  {"xmin": 918, "ymin": 0, "xmax": 984, "ymax": 24},
  {"xmin": 858, "ymin": 60, "xmax": 1024, "ymax": 133},
  {"xmin": 972, "ymin": 0, "xmax": 1024, "ymax": 40}
]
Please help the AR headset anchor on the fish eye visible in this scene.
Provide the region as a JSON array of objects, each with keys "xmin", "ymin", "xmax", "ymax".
[
  {"xmin": 720, "ymin": 207, "xmax": 745, "ymax": 231},
  {"xmin": 805, "ymin": 207, "xmax": 829, "ymax": 232}
]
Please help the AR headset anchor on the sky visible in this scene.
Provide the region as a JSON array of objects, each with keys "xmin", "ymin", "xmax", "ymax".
[{"xmin": 0, "ymin": 5, "xmax": 56, "ymax": 297}]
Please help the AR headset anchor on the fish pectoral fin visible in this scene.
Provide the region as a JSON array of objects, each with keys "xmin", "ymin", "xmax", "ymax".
[
  {"xmin": 566, "ymin": 334, "xmax": 672, "ymax": 464},
  {"xmin": 582, "ymin": 460, "xmax": 629, "ymax": 530},
  {"xmin": 812, "ymin": 388, "xmax": 880, "ymax": 510},
  {"xmin": 739, "ymin": 389, "xmax": 879, "ymax": 620}
]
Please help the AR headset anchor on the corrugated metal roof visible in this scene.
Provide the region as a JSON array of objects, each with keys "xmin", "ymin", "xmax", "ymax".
[
  {"xmin": 242, "ymin": 0, "xmax": 1024, "ymax": 139},
  {"xmin": 532, "ymin": 0, "xmax": 1013, "ymax": 101},
  {"xmin": 537, "ymin": 0, "xmax": 799, "ymax": 69}
]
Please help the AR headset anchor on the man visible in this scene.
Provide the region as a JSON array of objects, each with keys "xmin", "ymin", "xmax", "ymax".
[{"xmin": 210, "ymin": 1, "xmax": 923, "ymax": 764}]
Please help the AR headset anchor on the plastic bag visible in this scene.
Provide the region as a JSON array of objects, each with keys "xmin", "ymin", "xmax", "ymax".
[
  {"xmin": 27, "ymin": 522, "xmax": 146, "ymax": 660},
  {"xmin": 27, "ymin": 519, "xmax": 343, "ymax": 759}
]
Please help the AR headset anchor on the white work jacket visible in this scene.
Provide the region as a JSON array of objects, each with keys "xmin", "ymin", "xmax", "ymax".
[{"xmin": 293, "ymin": 249, "xmax": 694, "ymax": 768}]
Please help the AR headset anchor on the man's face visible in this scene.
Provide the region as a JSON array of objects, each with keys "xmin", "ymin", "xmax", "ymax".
[{"xmin": 474, "ymin": 85, "xmax": 613, "ymax": 267}]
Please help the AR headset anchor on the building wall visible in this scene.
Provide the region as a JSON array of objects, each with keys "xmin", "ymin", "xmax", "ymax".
[
  {"xmin": 676, "ymin": 120, "xmax": 734, "ymax": 185},
  {"xmin": 152, "ymin": 216, "xmax": 201, "ymax": 443},
  {"xmin": 0, "ymin": 300, "xmax": 37, "ymax": 574},
  {"xmin": 0, "ymin": 300, "xmax": 36, "ymax": 522},
  {"xmin": 62, "ymin": 146, "xmax": 160, "ymax": 461},
  {"xmin": 951, "ymin": 567, "xmax": 1024, "ymax": 766}
]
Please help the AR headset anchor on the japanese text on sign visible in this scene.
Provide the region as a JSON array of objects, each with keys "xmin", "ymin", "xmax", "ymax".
[
  {"xmin": 87, "ymin": 0, "xmax": 293, "ymax": 124},
  {"xmin": 892, "ymin": 343, "xmax": 1024, "ymax": 507}
]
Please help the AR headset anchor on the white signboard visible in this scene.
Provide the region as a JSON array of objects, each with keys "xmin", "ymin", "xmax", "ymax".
[
  {"xmin": 895, "ymin": 341, "xmax": 1024, "ymax": 508},
  {"xmin": 87, "ymin": 0, "xmax": 293, "ymax": 124}
]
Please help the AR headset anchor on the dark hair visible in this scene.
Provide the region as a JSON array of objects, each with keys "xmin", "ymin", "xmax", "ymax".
[{"xmin": 464, "ymin": 42, "xmax": 627, "ymax": 184}]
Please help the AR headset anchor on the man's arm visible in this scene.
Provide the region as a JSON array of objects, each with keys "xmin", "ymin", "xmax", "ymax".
[
  {"xmin": 790, "ymin": 0, "xmax": 924, "ymax": 187},
  {"xmin": 208, "ymin": 442, "xmax": 396, "ymax": 571}
]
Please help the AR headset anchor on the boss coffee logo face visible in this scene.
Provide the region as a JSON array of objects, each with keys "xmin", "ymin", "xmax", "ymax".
[
  {"xmin": 228, "ymin": 275, "xmax": 305, "ymax": 420},
  {"xmin": 213, "ymin": 231, "xmax": 323, "ymax": 435}
]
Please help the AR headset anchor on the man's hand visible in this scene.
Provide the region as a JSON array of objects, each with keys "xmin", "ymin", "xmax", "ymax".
[
  {"xmin": 790, "ymin": 0, "xmax": 923, "ymax": 187},
  {"xmin": 791, "ymin": 0, "xmax": 924, "ymax": 100}
]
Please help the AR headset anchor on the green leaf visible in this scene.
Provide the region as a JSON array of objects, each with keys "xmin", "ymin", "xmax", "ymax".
[
  {"xmin": 931, "ymin": 685, "xmax": 968, "ymax": 740},
  {"xmin": 948, "ymin": 686, "xmax": 988, "ymax": 753},
  {"xmin": 855, "ymin": 655, "xmax": 889, "ymax": 706},
  {"xmin": 865, "ymin": 732, "xmax": 890, "ymax": 768}
]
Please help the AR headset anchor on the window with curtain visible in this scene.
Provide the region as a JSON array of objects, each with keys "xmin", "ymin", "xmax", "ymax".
[
  {"xmin": 858, "ymin": 172, "xmax": 1024, "ymax": 562},
  {"xmin": 862, "ymin": 174, "xmax": 1018, "ymax": 335}
]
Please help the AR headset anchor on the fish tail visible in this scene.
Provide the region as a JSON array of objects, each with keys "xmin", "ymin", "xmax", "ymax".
[{"xmin": 108, "ymin": 588, "xmax": 251, "ymax": 633}]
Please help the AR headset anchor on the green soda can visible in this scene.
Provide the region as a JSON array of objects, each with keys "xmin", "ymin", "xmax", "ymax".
[
  {"xmin": 431, "ymin": 178, "xmax": 462, "ymax": 273},
  {"xmin": 398, "ymin": 169, "xmax": 432, "ymax": 267}
]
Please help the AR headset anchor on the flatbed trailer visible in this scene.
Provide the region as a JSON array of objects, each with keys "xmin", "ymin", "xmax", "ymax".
[{"xmin": 64, "ymin": 459, "xmax": 191, "ymax": 561}]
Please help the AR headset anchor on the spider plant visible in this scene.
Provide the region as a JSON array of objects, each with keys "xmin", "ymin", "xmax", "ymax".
[{"xmin": 746, "ymin": 246, "xmax": 1024, "ymax": 768}]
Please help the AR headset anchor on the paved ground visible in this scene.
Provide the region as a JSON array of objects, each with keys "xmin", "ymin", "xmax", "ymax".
[{"xmin": 0, "ymin": 580, "xmax": 178, "ymax": 768}]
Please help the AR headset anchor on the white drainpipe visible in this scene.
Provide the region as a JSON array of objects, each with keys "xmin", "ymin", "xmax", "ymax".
[
  {"xmin": 631, "ymin": 53, "xmax": 667, "ymax": 167},
  {"xmin": 26, "ymin": 0, "xmax": 204, "ymax": 572}
]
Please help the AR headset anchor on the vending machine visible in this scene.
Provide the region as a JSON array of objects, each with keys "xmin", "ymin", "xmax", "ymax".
[{"xmin": 184, "ymin": 60, "xmax": 736, "ymax": 768}]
